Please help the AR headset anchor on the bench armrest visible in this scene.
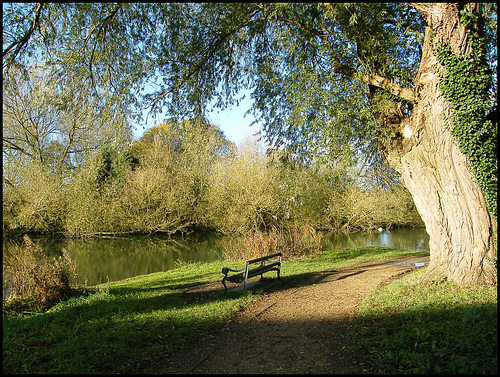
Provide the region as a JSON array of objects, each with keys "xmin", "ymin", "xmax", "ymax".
[{"xmin": 221, "ymin": 266, "xmax": 246, "ymax": 275}]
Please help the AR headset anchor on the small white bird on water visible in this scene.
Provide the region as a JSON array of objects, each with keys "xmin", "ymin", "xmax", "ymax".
[{"xmin": 378, "ymin": 227, "xmax": 385, "ymax": 232}]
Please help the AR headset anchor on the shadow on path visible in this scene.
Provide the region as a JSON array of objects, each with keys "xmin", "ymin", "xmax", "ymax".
[{"xmin": 140, "ymin": 255, "xmax": 430, "ymax": 374}]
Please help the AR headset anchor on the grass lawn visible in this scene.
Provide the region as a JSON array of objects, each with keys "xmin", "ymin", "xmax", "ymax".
[
  {"xmin": 348, "ymin": 269, "xmax": 497, "ymax": 374},
  {"xmin": 3, "ymin": 247, "xmax": 496, "ymax": 374}
]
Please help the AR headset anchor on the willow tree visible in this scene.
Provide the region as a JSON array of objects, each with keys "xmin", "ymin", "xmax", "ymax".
[{"xmin": 3, "ymin": 3, "xmax": 496, "ymax": 285}]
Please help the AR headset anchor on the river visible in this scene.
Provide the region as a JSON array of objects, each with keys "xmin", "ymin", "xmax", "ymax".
[{"xmin": 3, "ymin": 227, "xmax": 429, "ymax": 288}]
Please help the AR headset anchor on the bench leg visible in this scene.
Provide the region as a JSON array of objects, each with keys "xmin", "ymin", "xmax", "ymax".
[{"xmin": 243, "ymin": 263, "xmax": 249, "ymax": 291}]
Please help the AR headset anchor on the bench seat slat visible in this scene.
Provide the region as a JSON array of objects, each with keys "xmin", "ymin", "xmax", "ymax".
[
  {"xmin": 225, "ymin": 272, "xmax": 244, "ymax": 283},
  {"xmin": 224, "ymin": 264, "xmax": 279, "ymax": 284},
  {"xmin": 246, "ymin": 262, "xmax": 280, "ymax": 278}
]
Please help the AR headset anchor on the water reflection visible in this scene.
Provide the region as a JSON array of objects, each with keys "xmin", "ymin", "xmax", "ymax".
[
  {"xmin": 3, "ymin": 228, "xmax": 429, "ymax": 288},
  {"xmin": 3, "ymin": 233, "xmax": 226, "ymax": 287},
  {"xmin": 322, "ymin": 227, "xmax": 429, "ymax": 252}
]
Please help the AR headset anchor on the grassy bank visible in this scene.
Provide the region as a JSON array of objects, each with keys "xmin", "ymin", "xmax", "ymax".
[
  {"xmin": 348, "ymin": 269, "xmax": 497, "ymax": 374},
  {"xmin": 3, "ymin": 260, "xmax": 249, "ymax": 374},
  {"xmin": 3, "ymin": 247, "xmax": 496, "ymax": 374}
]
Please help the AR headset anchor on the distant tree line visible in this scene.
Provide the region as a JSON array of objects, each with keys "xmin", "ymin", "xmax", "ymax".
[{"xmin": 3, "ymin": 113, "xmax": 422, "ymax": 237}]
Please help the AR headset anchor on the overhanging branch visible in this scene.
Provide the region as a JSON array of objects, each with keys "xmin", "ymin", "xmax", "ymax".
[
  {"xmin": 3, "ymin": 3, "xmax": 44, "ymax": 70},
  {"xmin": 85, "ymin": 3, "xmax": 124, "ymax": 87},
  {"xmin": 143, "ymin": 6, "xmax": 414, "ymax": 112},
  {"xmin": 144, "ymin": 10, "xmax": 261, "ymax": 111},
  {"xmin": 359, "ymin": 74, "xmax": 414, "ymax": 101},
  {"xmin": 274, "ymin": 15, "xmax": 415, "ymax": 102}
]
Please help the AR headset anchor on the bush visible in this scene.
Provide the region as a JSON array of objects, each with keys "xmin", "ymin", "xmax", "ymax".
[
  {"xmin": 326, "ymin": 186, "xmax": 423, "ymax": 232},
  {"xmin": 2, "ymin": 161, "xmax": 66, "ymax": 234},
  {"xmin": 63, "ymin": 151, "xmax": 108, "ymax": 236},
  {"xmin": 279, "ymin": 223, "xmax": 323, "ymax": 259},
  {"xmin": 3, "ymin": 235, "xmax": 78, "ymax": 310},
  {"xmin": 223, "ymin": 224, "xmax": 323, "ymax": 261},
  {"xmin": 275, "ymin": 164, "xmax": 336, "ymax": 230},
  {"xmin": 204, "ymin": 138, "xmax": 284, "ymax": 234}
]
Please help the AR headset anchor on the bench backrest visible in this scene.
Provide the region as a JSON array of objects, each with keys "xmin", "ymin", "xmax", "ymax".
[{"xmin": 246, "ymin": 252, "xmax": 282, "ymax": 265}]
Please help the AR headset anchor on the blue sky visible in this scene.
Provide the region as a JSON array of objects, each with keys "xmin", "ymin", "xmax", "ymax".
[
  {"xmin": 206, "ymin": 95, "xmax": 262, "ymax": 145},
  {"xmin": 132, "ymin": 92, "xmax": 262, "ymax": 146}
]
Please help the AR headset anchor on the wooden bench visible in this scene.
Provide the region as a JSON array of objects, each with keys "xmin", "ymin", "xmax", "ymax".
[{"xmin": 221, "ymin": 252, "xmax": 282, "ymax": 291}]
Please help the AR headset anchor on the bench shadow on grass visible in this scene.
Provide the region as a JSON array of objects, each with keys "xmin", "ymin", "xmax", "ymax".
[
  {"xmin": 182, "ymin": 259, "xmax": 400, "ymax": 303},
  {"xmin": 181, "ymin": 270, "xmax": 323, "ymax": 303}
]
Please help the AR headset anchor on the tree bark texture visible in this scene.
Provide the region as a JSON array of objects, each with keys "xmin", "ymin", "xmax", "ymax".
[{"xmin": 382, "ymin": 3, "xmax": 496, "ymax": 285}]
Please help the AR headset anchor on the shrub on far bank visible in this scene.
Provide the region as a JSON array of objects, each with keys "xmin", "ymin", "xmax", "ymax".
[
  {"xmin": 222, "ymin": 223, "xmax": 323, "ymax": 261},
  {"xmin": 327, "ymin": 186, "xmax": 423, "ymax": 232},
  {"xmin": 3, "ymin": 235, "xmax": 78, "ymax": 311},
  {"xmin": 280, "ymin": 223, "xmax": 323, "ymax": 259},
  {"xmin": 3, "ymin": 132, "xmax": 424, "ymax": 237},
  {"xmin": 203, "ymin": 138, "xmax": 284, "ymax": 234},
  {"xmin": 2, "ymin": 161, "xmax": 66, "ymax": 234}
]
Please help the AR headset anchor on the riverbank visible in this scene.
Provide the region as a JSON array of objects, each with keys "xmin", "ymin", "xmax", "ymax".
[
  {"xmin": 3, "ymin": 227, "xmax": 430, "ymax": 287},
  {"xmin": 3, "ymin": 247, "xmax": 496, "ymax": 374}
]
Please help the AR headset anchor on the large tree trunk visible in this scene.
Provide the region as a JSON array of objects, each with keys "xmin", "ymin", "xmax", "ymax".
[{"xmin": 382, "ymin": 3, "xmax": 496, "ymax": 285}]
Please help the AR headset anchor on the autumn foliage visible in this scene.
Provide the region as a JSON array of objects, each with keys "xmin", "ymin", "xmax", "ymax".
[{"xmin": 3, "ymin": 235, "xmax": 78, "ymax": 310}]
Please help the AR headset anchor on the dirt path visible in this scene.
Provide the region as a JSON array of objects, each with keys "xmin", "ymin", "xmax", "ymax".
[{"xmin": 141, "ymin": 254, "xmax": 429, "ymax": 374}]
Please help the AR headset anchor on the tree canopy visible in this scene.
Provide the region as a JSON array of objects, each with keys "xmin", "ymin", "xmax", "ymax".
[
  {"xmin": 2, "ymin": 64, "xmax": 131, "ymax": 175},
  {"xmin": 131, "ymin": 118, "xmax": 234, "ymax": 161},
  {"xmin": 3, "ymin": 3, "xmax": 427, "ymax": 163}
]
